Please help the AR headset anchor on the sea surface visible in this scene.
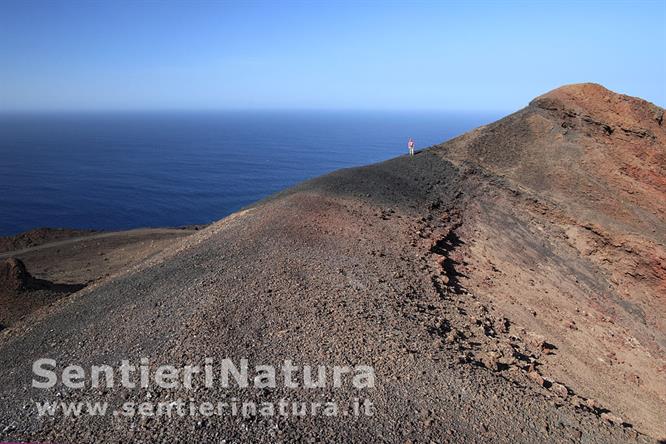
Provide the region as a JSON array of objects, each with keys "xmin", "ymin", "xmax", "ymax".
[{"xmin": 0, "ymin": 111, "xmax": 501, "ymax": 236}]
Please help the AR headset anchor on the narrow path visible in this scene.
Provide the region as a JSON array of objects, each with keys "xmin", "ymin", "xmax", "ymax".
[{"xmin": 0, "ymin": 228, "xmax": 194, "ymax": 258}]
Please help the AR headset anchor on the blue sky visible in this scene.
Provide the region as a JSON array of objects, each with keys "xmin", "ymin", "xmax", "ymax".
[{"xmin": 1, "ymin": 0, "xmax": 664, "ymax": 111}]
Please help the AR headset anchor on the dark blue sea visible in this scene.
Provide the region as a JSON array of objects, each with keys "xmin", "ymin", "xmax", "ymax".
[{"xmin": 0, "ymin": 111, "xmax": 500, "ymax": 236}]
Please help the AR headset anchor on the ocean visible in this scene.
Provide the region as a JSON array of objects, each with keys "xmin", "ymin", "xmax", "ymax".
[{"xmin": 0, "ymin": 111, "xmax": 500, "ymax": 236}]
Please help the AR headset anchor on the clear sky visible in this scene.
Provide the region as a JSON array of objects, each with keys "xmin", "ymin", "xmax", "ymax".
[{"xmin": 1, "ymin": 0, "xmax": 664, "ymax": 111}]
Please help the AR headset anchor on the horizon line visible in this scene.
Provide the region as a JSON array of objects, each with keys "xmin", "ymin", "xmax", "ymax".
[{"xmin": 0, "ymin": 107, "xmax": 512, "ymax": 114}]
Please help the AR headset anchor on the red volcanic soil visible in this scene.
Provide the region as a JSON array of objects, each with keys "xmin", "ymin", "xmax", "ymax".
[{"xmin": 437, "ymin": 83, "xmax": 666, "ymax": 438}]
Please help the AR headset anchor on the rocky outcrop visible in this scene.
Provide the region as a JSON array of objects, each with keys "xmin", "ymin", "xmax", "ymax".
[
  {"xmin": 0, "ymin": 258, "xmax": 85, "ymax": 327},
  {"xmin": 0, "ymin": 258, "xmax": 34, "ymax": 292}
]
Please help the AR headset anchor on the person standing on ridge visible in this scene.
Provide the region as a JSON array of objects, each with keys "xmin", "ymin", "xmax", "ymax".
[{"xmin": 408, "ymin": 137, "xmax": 415, "ymax": 156}]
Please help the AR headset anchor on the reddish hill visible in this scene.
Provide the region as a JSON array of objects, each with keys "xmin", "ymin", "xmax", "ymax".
[{"xmin": 435, "ymin": 83, "xmax": 666, "ymax": 437}]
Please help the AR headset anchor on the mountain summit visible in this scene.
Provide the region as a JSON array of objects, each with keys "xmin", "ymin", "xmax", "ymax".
[{"xmin": 440, "ymin": 83, "xmax": 664, "ymax": 237}]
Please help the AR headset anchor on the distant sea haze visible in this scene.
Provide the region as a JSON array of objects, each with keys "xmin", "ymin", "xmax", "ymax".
[{"xmin": 0, "ymin": 110, "xmax": 501, "ymax": 236}]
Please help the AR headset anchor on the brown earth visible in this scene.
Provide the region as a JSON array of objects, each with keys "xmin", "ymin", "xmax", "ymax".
[
  {"xmin": 0, "ymin": 228, "xmax": 98, "ymax": 254},
  {"xmin": 436, "ymin": 83, "xmax": 666, "ymax": 437},
  {"xmin": 0, "ymin": 257, "xmax": 85, "ymax": 329},
  {"xmin": 0, "ymin": 228, "xmax": 198, "ymax": 328},
  {"xmin": 0, "ymin": 83, "xmax": 663, "ymax": 443}
]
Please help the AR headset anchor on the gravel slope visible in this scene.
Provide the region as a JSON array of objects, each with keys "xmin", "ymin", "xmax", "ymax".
[{"xmin": 0, "ymin": 149, "xmax": 648, "ymax": 442}]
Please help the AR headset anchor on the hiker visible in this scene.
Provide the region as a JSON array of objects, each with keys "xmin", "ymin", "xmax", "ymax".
[{"xmin": 408, "ymin": 137, "xmax": 415, "ymax": 156}]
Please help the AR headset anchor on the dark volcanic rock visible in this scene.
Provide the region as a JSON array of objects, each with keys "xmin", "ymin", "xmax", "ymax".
[
  {"xmin": 0, "ymin": 257, "xmax": 33, "ymax": 292},
  {"xmin": 0, "ymin": 257, "xmax": 85, "ymax": 327}
]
